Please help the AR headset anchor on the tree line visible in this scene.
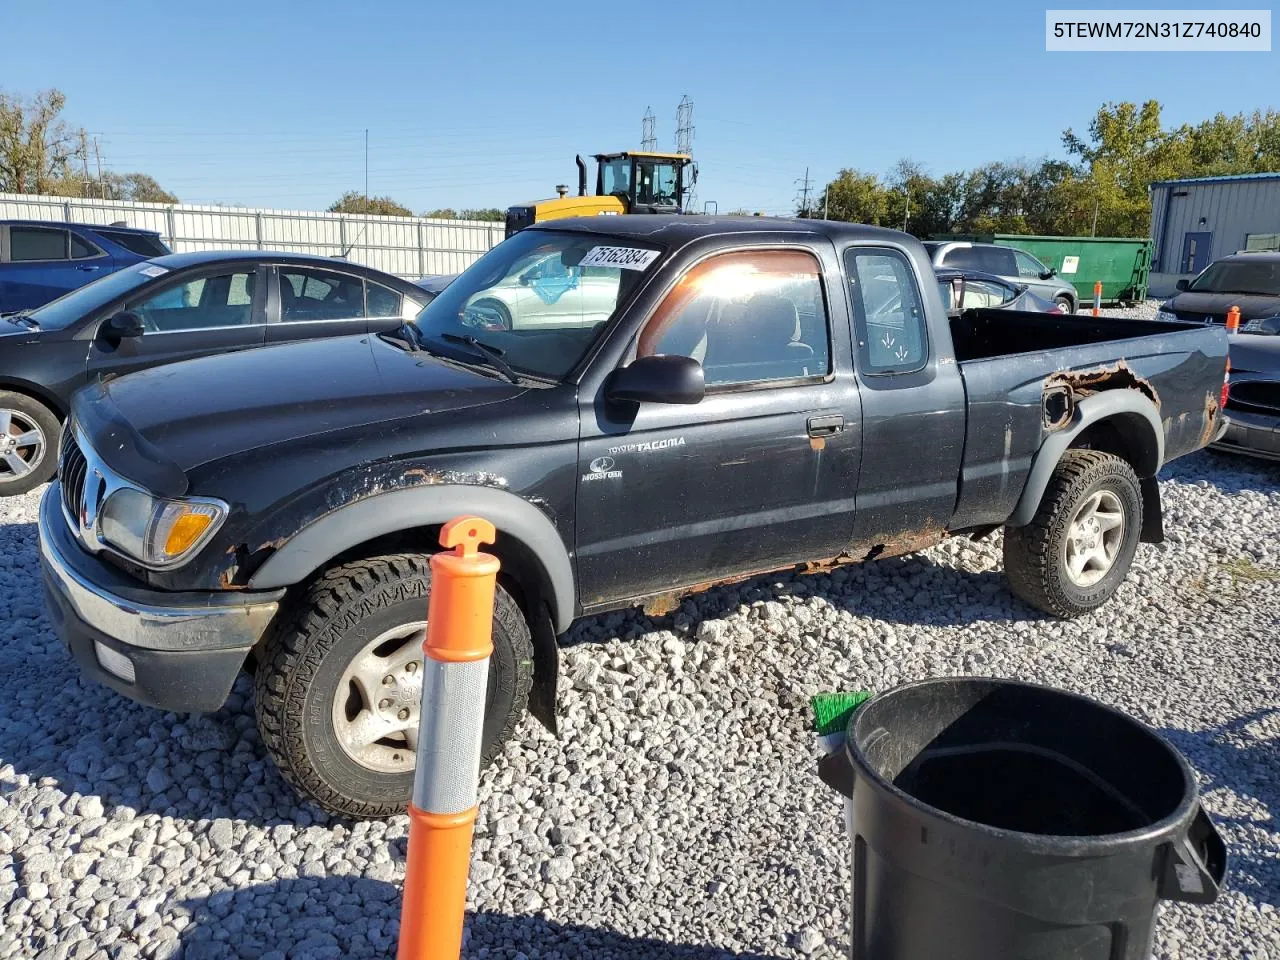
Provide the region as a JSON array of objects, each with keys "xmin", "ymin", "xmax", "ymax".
[
  {"xmin": 326, "ymin": 192, "xmax": 503, "ymax": 221},
  {"xmin": 804, "ymin": 101, "xmax": 1280, "ymax": 238}
]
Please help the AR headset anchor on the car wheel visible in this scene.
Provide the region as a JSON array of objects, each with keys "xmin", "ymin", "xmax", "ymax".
[
  {"xmin": 465, "ymin": 298, "xmax": 512, "ymax": 332},
  {"xmin": 255, "ymin": 553, "xmax": 533, "ymax": 818},
  {"xmin": 1002, "ymin": 450, "xmax": 1142, "ymax": 618},
  {"xmin": 1054, "ymin": 295, "xmax": 1075, "ymax": 313},
  {"xmin": 0, "ymin": 392, "xmax": 60, "ymax": 496}
]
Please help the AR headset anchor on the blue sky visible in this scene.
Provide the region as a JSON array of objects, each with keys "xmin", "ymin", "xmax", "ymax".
[{"xmin": 6, "ymin": 0, "xmax": 1276, "ymax": 215}]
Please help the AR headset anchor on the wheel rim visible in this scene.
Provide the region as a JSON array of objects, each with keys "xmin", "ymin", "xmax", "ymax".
[
  {"xmin": 0, "ymin": 410, "xmax": 45, "ymax": 484},
  {"xmin": 1063, "ymin": 490, "xmax": 1125, "ymax": 587},
  {"xmin": 332, "ymin": 621, "xmax": 426, "ymax": 774}
]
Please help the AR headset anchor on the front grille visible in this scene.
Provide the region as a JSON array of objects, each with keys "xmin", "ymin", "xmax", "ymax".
[
  {"xmin": 1227, "ymin": 380, "xmax": 1280, "ymax": 416},
  {"xmin": 59, "ymin": 431, "xmax": 88, "ymax": 522}
]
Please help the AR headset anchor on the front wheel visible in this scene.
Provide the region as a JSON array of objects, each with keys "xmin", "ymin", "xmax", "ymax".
[
  {"xmin": 1003, "ymin": 450, "xmax": 1142, "ymax": 618},
  {"xmin": 1054, "ymin": 295, "xmax": 1076, "ymax": 314},
  {"xmin": 255, "ymin": 554, "xmax": 533, "ymax": 818}
]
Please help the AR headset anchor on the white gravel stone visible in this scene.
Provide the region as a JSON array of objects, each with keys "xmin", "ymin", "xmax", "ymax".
[{"xmin": 0, "ymin": 454, "xmax": 1277, "ymax": 958}]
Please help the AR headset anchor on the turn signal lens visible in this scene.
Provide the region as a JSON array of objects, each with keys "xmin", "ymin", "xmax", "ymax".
[{"xmin": 164, "ymin": 511, "xmax": 215, "ymax": 555}]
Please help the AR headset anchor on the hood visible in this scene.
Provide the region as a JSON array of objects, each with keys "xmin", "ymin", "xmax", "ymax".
[
  {"xmin": 73, "ymin": 334, "xmax": 526, "ymax": 493},
  {"xmin": 1228, "ymin": 334, "xmax": 1280, "ymax": 375},
  {"xmin": 0, "ymin": 316, "xmax": 41, "ymax": 339},
  {"xmin": 1167, "ymin": 291, "xmax": 1280, "ymax": 321}
]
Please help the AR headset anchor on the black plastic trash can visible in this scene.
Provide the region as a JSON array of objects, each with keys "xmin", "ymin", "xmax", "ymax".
[{"xmin": 818, "ymin": 677, "xmax": 1227, "ymax": 960}]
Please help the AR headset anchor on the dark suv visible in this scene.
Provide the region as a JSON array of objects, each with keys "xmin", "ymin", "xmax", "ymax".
[{"xmin": 0, "ymin": 220, "xmax": 171, "ymax": 312}]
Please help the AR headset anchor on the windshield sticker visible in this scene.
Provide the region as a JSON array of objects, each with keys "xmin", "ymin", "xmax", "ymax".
[
  {"xmin": 579, "ymin": 246, "xmax": 660, "ymax": 271},
  {"xmin": 138, "ymin": 265, "xmax": 169, "ymax": 278},
  {"xmin": 607, "ymin": 436, "xmax": 685, "ymax": 456},
  {"xmin": 582, "ymin": 455, "xmax": 622, "ymax": 483}
]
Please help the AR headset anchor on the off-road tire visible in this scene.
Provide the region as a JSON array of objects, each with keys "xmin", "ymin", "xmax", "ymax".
[
  {"xmin": 0, "ymin": 391, "xmax": 60, "ymax": 496},
  {"xmin": 255, "ymin": 554, "xmax": 533, "ymax": 818},
  {"xmin": 1003, "ymin": 450, "xmax": 1143, "ymax": 618}
]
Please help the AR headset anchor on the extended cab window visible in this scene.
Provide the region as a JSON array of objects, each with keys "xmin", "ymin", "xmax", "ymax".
[
  {"xmin": 846, "ymin": 247, "xmax": 927, "ymax": 374},
  {"xmin": 638, "ymin": 249, "xmax": 830, "ymax": 387}
]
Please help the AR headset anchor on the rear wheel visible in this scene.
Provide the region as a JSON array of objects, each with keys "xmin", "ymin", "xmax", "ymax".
[
  {"xmin": 1003, "ymin": 450, "xmax": 1142, "ymax": 618},
  {"xmin": 255, "ymin": 554, "xmax": 533, "ymax": 818},
  {"xmin": 0, "ymin": 392, "xmax": 60, "ymax": 496}
]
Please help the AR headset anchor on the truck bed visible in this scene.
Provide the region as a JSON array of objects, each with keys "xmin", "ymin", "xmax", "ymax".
[{"xmin": 948, "ymin": 309, "xmax": 1227, "ymax": 530}]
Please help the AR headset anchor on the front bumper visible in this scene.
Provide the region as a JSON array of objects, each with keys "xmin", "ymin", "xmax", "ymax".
[
  {"xmin": 1211, "ymin": 411, "xmax": 1280, "ymax": 462},
  {"xmin": 38, "ymin": 484, "xmax": 284, "ymax": 712}
]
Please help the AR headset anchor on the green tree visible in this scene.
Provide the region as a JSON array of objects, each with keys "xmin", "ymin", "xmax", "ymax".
[
  {"xmin": 328, "ymin": 191, "xmax": 414, "ymax": 216},
  {"xmin": 0, "ymin": 88, "xmax": 78, "ymax": 193},
  {"xmin": 459, "ymin": 207, "xmax": 503, "ymax": 221},
  {"xmin": 817, "ymin": 169, "xmax": 888, "ymax": 224},
  {"xmin": 423, "ymin": 208, "xmax": 458, "ymax": 219}
]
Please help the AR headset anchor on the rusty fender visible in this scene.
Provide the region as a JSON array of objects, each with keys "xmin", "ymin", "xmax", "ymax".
[{"xmin": 1042, "ymin": 360, "xmax": 1160, "ymax": 432}]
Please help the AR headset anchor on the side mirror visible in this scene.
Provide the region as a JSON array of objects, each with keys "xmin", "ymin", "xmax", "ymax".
[
  {"xmin": 1040, "ymin": 269, "xmax": 1056, "ymax": 280},
  {"xmin": 607, "ymin": 354, "xmax": 704, "ymax": 405},
  {"xmin": 1175, "ymin": 279, "xmax": 1190, "ymax": 292},
  {"xmin": 102, "ymin": 311, "xmax": 145, "ymax": 340}
]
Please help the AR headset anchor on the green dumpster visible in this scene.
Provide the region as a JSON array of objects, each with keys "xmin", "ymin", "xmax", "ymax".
[{"xmin": 939, "ymin": 234, "xmax": 1153, "ymax": 305}]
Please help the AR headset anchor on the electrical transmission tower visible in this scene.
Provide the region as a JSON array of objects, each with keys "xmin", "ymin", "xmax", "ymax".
[
  {"xmin": 675, "ymin": 95, "xmax": 694, "ymax": 155},
  {"xmin": 641, "ymin": 107, "xmax": 656, "ymax": 151},
  {"xmin": 794, "ymin": 167, "xmax": 814, "ymax": 217}
]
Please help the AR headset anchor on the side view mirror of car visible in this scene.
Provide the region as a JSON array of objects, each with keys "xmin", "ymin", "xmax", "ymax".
[
  {"xmin": 103, "ymin": 311, "xmax": 145, "ymax": 340},
  {"xmin": 1040, "ymin": 269, "xmax": 1056, "ymax": 280},
  {"xmin": 1175, "ymin": 279, "xmax": 1190, "ymax": 291},
  {"xmin": 607, "ymin": 354, "xmax": 705, "ymax": 405}
]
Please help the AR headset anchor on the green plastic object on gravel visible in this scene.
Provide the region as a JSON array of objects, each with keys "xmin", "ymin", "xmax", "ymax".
[{"xmin": 810, "ymin": 691, "xmax": 874, "ymax": 736}]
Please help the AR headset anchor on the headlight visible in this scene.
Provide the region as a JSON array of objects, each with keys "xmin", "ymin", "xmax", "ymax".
[
  {"xmin": 99, "ymin": 488, "xmax": 227, "ymax": 567},
  {"xmin": 1155, "ymin": 309, "xmax": 1177, "ymax": 322}
]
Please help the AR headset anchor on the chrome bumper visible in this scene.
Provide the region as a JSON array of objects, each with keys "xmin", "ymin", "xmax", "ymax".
[{"xmin": 39, "ymin": 484, "xmax": 283, "ymax": 711}]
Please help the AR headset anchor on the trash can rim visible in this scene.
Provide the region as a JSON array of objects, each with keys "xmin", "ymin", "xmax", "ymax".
[{"xmin": 845, "ymin": 676, "xmax": 1201, "ymax": 851}]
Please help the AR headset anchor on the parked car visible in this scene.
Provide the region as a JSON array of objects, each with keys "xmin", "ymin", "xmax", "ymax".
[
  {"xmin": 39, "ymin": 216, "xmax": 1228, "ymax": 816},
  {"xmin": 457, "ymin": 250, "xmax": 621, "ymax": 330},
  {"xmin": 1212, "ymin": 331, "xmax": 1280, "ymax": 462},
  {"xmin": 923, "ymin": 240, "xmax": 1079, "ymax": 312},
  {"xmin": 0, "ymin": 251, "xmax": 429, "ymax": 494},
  {"xmin": 413, "ymin": 274, "xmax": 456, "ymax": 301},
  {"xmin": 1155, "ymin": 252, "xmax": 1280, "ymax": 326},
  {"xmin": 0, "ymin": 220, "xmax": 171, "ymax": 312},
  {"xmin": 935, "ymin": 268, "xmax": 1063, "ymax": 314}
]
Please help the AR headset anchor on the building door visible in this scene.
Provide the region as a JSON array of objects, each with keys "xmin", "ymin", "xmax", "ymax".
[{"xmin": 1180, "ymin": 232, "xmax": 1212, "ymax": 274}]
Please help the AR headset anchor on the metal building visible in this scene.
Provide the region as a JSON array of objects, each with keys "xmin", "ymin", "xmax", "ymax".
[{"xmin": 1149, "ymin": 172, "xmax": 1280, "ymax": 296}]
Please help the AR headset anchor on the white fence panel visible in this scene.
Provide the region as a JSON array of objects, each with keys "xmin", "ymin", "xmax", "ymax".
[{"xmin": 0, "ymin": 192, "xmax": 503, "ymax": 278}]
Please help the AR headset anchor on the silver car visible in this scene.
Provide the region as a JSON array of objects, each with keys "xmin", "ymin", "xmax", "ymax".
[
  {"xmin": 922, "ymin": 241, "xmax": 1079, "ymax": 312},
  {"xmin": 461, "ymin": 252, "xmax": 620, "ymax": 331}
]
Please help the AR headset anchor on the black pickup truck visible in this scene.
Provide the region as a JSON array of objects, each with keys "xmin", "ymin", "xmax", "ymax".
[{"xmin": 39, "ymin": 217, "xmax": 1229, "ymax": 817}]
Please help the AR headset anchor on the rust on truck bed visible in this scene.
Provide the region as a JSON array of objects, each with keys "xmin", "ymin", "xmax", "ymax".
[{"xmin": 1044, "ymin": 360, "xmax": 1160, "ymax": 416}]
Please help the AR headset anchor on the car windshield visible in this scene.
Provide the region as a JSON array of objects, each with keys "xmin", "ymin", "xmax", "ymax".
[
  {"xmin": 23, "ymin": 262, "xmax": 165, "ymax": 329},
  {"xmin": 410, "ymin": 229, "xmax": 661, "ymax": 379},
  {"xmin": 1189, "ymin": 260, "xmax": 1280, "ymax": 296}
]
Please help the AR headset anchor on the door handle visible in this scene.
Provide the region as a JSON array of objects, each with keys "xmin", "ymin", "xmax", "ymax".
[
  {"xmin": 807, "ymin": 414, "xmax": 845, "ymax": 437},
  {"xmin": 76, "ymin": 265, "xmax": 101, "ymax": 272}
]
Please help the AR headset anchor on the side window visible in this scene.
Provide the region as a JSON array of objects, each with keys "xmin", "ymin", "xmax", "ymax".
[
  {"xmin": 1013, "ymin": 250, "xmax": 1046, "ymax": 279},
  {"xmin": 10, "ymin": 227, "xmax": 68, "ymax": 261},
  {"xmin": 131, "ymin": 271, "xmax": 257, "ymax": 332},
  {"xmin": 367, "ymin": 281, "xmax": 402, "ymax": 318},
  {"xmin": 845, "ymin": 247, "xmax": 928, "ymax": 374},
  {"xmin": 70, "ymin": 235, "xmax": 102, "ymax": 259},
  {"xmin": 961, "ymin": 279, "xmax": 1016, "ymax": 309},
  {"xmin": 977, "ymin": 246, "xmax": 1017, "ymax": 275},
  {"xmin": 638, "ymin": 249, "xmax": 830, "ymax": 387},
  {"xmin": 940, "ymin": 246, "xmax": 982, "ymax": 270},
  {"xmin": 280, "ymin": 267, "xmax": 365, "ymax": 321}
]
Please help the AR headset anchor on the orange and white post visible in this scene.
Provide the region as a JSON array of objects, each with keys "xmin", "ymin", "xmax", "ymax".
[
  {"xmin": 1092, "ymin": 280, "xmax": 1103, "ymax": 317},
  {"xmin": 1226, "ymin": 305, "xmax": 1242, "ymax": 333},
  {"xmin": 397, "ymin": 517, "xmax": 499, "ymax": 960}
]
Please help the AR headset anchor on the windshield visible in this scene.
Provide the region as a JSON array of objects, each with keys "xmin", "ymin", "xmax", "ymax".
[
  {"xmin": 1189, "ymin": 260, "xmax": 1280, "ymax": 296},
  {"xmin": 410, "ymin": 229, "xmax": 661, "ymax": 379},
  {"xmin": 25, "ymin": 262, "xmax": 166, "ymax": 329}
]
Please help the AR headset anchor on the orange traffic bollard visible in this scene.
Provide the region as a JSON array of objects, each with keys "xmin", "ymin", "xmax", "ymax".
[
  {"xmin": 1226, "ymin": 305, "xmax": 1241, "ymax": 333},
  {"xmin": 397, "ymin": 517, "xmax": 500, "ymax": 960},
  {"xmin": 1092, "ymin": 280, "xmax": 1102, "ymax": 317}
]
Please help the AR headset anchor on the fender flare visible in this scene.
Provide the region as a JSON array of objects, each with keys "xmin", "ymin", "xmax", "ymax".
[
  {"xmin": 247, "ymin": 485, "xmax": 577, "ymax": 633},
  {"xmin": 1007, "ymin": 390, "xmax": 1164, "ymax": 529}
]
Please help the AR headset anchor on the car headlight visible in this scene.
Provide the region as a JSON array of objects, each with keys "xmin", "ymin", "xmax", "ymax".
[
  {"xmin": 98, "ymin": 488, "xmax": 227, "ymax": 567},
  {"xmin": 1155, "ymin": 308, "xmax": 1178, "ymax": 322}
]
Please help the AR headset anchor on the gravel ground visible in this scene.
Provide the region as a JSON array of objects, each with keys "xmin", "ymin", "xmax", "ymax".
[{"xmin": 1, "ymin": 445, "xmax": 1278, "ymax": 959}]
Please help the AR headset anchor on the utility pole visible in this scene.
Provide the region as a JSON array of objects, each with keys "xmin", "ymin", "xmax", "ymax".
[
  {"xmin": 79, "ymin": 130, "xmax": 92, "ymax": 197},
  {"xmin": 823, "ymin": 185, "xmax": 829, "ymax": 220},
  {"xmin": 794, "ymin": 167, "xmax": 814, "ymax": 217},
  {"xmin": 364, "ymin": 129, "xmax": 369, "ymax": 212},
  {"xmin": 1091, "ymin": 196, "xmax": 1099, "ymax": 237},
  {"xmin": 92, "ymin": 136, "xmax": 105, "ymax": 200},
  {"xmin": 902, "ymin": 190, "xmax": 910, "ymax": 232},
  {"xmin": 641, "ymin": 107, "xmax": 656, "ymax": 151}
]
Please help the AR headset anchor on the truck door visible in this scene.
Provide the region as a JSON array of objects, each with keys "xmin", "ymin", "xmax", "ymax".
[
  {"xmin": 842, "ymin": 245, "xmax": 965, "ymax": 546},
  {"xmin": 575, "ymin": 243, "xmax": 862, "ymax": 609}
]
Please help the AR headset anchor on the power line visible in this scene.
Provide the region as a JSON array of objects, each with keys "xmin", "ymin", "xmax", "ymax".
[{"xmin": 641, "ymin": 107, "xmax": 656, "ymax": 151}]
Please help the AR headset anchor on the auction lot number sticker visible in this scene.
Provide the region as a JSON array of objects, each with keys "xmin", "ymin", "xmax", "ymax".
[{"xmin": 580, "ymin": 246, "xmax": 661, "ymax": 271}]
